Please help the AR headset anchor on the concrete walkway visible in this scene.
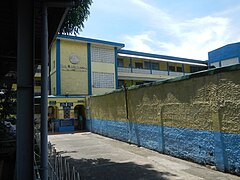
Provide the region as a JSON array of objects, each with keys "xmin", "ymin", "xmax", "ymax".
[{"xmin": 49, "ymin": 132, "xmax": 239, "ymax": 180}]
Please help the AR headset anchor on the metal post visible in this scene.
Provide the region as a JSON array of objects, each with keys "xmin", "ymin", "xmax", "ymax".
[
  {"xmin": 40, "ymin": 4, "xmax": 49, "ymax": 180},
  {"xmin": 182, "ymin": 64, "xmax": 185, "ymax": 75},
  {"xmin": 130, "ymin": 57, "xmax": 133, "ymax": 73},
  {"xmin": 167, "ymin": 62, "xmax": 170, "ymax": 75},
  {"xmin": 150, "ymin": 60, "xmax": 152, "ymax": 74},
  {"xmin": 17, "ymin": 0, "xmax": 34, "ymax": 179}
]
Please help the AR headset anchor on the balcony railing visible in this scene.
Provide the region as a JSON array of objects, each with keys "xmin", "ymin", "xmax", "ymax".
[{"xmin": 118, "ymin": 67, "xmax": 186, "ymax": 77}]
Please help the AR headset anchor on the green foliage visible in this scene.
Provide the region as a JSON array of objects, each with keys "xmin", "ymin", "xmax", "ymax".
[{"xmin": 59, "ymin": 0, "xmax": 92, "ymax": 35}]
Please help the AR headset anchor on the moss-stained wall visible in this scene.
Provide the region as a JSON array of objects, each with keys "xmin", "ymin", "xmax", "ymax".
[{"xmin": 86, "ymin": 64, "xmax": 240, "ymax": 175}]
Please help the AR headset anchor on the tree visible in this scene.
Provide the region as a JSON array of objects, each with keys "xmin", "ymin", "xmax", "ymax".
[{"xmin": 59, "ymin": 0, "xmax": 92, "ymax": 35}]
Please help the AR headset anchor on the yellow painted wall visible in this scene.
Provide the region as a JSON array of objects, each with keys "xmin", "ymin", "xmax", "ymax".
[
  {"xmin": 92, "ymin": 62, "xmax": 115, "ymax": 73},
  {"xmin": 60, "ymin": 40, "xmax": 88, "ymax": 95},
  {"xmin": 123, "ymin": 57, "xmax": 130, "ymax": 67},
  {"xmin": 160, "ymin": 62, "xmax": 168, "ymax": 70},
  {"xmin": 51, "ymin": 41, "xmax": 56, "ymax": 73},
  {"xmin": 50, "ymin": 73, "xmax": 56, "ymax": 95},
  {"xmin": 184, "ymin": 64, "xmax": 190, "ymax": 73}
]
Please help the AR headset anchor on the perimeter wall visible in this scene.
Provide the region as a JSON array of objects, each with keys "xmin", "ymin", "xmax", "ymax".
[{"xmin": 86, "ymin": 64, "xmax": 240, "ymax": 175}]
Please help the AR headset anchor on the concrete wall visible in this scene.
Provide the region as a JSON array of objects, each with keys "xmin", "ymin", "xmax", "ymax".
[{"xmin": 86, "ymin": 64, "xmax": 240, "ymax": 175}]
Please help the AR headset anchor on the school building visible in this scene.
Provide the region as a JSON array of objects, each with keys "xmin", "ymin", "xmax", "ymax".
[
  {"xmin": 39, "ymin": 35, "xmax": 240, "ymax": 132},
  {"xmin": 49, "ymin": 35, "xmax": 208, "ymax": 96}
]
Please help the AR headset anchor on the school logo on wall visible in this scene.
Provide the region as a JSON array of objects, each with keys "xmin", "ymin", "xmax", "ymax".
[{"xmin": 69, "ymin": 53, "xmax": 79, "ymax": 64}]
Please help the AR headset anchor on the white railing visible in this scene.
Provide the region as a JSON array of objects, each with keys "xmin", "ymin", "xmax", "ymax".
[
  {"xmin": 169, "ymin": 71, "xmax": 184, "ymax": 76},
  {"xmin": 132, "ymin": 68, "xmax": 151, "ymax": 74},
  {"xmin": 118, "ymin": 67, "xmax": 131, "ymax": 73},
  {"xmin": 118, "ymin": 67, "xmax": 188, "ymax": 77},
  {"xmin": 152, "ymin": 70, "xmax": 168, "ymax": 76}
]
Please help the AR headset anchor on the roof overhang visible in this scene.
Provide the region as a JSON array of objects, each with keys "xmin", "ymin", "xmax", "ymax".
[{"xmin": 57, "ymin": 35, "xmax": 125, "ymax": 49}]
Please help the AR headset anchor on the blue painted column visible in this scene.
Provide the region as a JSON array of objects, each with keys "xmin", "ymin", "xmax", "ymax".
[
  {"xmin": 130, "ymin": 57, "xmax": 133, "ymax": 73},
  {"xmin": 150, "ymin": 60, "xmax": 152, "ymax": 74},
  {"xmin": 87, "ymin": 43, "xmax": 92, "ymax": 95},
  {"xmin": 219, "ymin": 61, "xmax": 222, "ymax": 67},
  {"xmin": 114, "ymin": 47, "xmax": 118, "ymax": 89},
  {"xmin": 167, "ymin": 62, "xmax": 170, "ymax": 75},
  {"xmin": 182, "ymin": 64, "xmax": 185, "ymax": 75},
  {"xmin": 56, "ymin": 39, "xmax": 61, "ymax": 95}
]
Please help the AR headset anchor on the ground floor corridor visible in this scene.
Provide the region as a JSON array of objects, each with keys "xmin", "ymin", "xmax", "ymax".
[{"xmin": 49, "ymin": 132, "xmax": 239, "ymax": 180}]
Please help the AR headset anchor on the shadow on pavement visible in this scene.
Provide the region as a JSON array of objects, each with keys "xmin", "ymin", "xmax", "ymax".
[{"xmin": 64, "ymin": 157, "xmax": 177, "ymax": 180}]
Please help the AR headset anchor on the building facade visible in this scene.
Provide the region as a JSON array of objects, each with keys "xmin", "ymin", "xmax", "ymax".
[
  {"xmin": 208, "ymin": 42, "xmax": 240, "ymax": 68},
  {"xmin": 49, "ymin": 35, "xmax": 208, "ymax": 96}
]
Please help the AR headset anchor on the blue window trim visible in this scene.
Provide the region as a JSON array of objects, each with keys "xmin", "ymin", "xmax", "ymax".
[
  {"xmin": 57, "ymin": 35, "xmax": 125, "ymax": 49},
  {"xmin": 114, "ymin": 47, "xmax": 118, "ymax": 89},
  {"xmin": 87, "ymin": 43, "xmax": 92, "ymax": 95},
  {"xmin": 56, "ymin": 39, "xmax": 61, "ymax": 95}
]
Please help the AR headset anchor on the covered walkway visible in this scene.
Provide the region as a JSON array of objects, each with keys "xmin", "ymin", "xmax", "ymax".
[{"xmin": 49, "ymin": 132, "xmax": 239, "ymax": 180}]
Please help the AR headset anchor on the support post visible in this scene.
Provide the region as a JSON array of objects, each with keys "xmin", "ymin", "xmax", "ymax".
[
  {"xmin": 17, "ymin": 0, "xmax": 34, "ymax": 179},
  {"xmin": 40, "ymin": 5, "xmax": 49, "ymax": 180},
  {"xmin": 130, "ymin": 57, "xmax": 133, "ymax": 73},
  {"xmin": 182, "ymin": 64, "xmax": 185, "ymax": 75}
]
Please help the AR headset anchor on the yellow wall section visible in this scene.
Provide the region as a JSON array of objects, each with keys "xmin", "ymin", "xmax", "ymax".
[
  {"xmin": 92, "ymin": 62, "xmax": 115, "ymax": 73},
  {"xmin": 89, "ymin": 67, "xmax": 240, "ymax": 134},
  {"xmin": 184, "ymin": 64, "xmax": 190, "ymax": 73},
  {"xmin": 123, "ymin": 57, "xmax": 130, "ymax": 67},
  {"xmin": 50, "ymin": 74, "xmax": 56, "ymax": 95},
  {"xmin": 160, "ymin": 62, "xmax": 167, "ymax": 70},
  {"xmin": 51, "ymin": 41, "xmax": 56, "ymax": 73},
  {"xmin": 60, "ymin": 40, "xmax": 88, "ymax": 95}
]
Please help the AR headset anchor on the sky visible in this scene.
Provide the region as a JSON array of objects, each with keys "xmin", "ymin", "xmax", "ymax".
[{"xmin": 80, "ymin": 0, "xmax": 240, "ymax": 60}]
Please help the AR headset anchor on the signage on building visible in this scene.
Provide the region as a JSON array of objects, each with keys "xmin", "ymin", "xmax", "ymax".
[
  {"xmin": 69, "ymin": 53, "xmax": 79, "ymax": 64},
  {"xmin": 61, "ymin": 64, "xmax": 87, "ymax": 72},
  {"xmin": 49, "ymin": 101, "xmax": 56, "ymax": 105}
]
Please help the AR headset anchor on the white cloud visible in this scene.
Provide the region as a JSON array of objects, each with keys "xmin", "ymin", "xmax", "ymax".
[{"xmin": 122, "ymin": 0, "xmax": 235, "ymax": 60}]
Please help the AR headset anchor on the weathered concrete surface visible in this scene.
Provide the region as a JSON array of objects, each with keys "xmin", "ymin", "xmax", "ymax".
[{"xmin": 49, "ymin": 132, "xmax": 239, "ymax": 180}]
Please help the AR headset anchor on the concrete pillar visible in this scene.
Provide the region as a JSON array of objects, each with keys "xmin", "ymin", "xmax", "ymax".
[{"xmin": 16, "ymin": 0, "xmax": 34, "ymax": 179}]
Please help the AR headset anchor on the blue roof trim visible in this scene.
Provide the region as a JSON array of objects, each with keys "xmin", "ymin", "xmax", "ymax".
[
  {"xmin": 57, "ymin": 35, "xmax": 125, "ymax": 48},
  {"xmin": 118, "ymin": 49, "xmax": 207, "ymax": 65}
]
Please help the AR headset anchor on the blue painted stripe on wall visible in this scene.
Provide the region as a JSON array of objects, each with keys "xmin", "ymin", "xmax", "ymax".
[
  {"xmin": 222, "ymin": 132, "xmax": 240, "ymax": 174},
  {"xmin": 114, "ymin": 47, "xmax": 118, "ymax": 89},
  {"xmin": 86, "ymin": 118, "xmax": 240, "ymax": 175},
  {"xmin": 214, "ymin": 132, "xmax": 227, "ymax": 172},
  {"xmin": 87, "ymin": 43, "xmax": 92, "ymax": 95},
  {"xmin": 56, "ymin": 39, "xmax": 61, "ymax": 95}
]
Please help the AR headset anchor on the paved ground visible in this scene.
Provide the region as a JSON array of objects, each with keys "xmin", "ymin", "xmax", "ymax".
[{"xmin": 49, "ymin": 132, "xmax": 239, "ymax": 180}]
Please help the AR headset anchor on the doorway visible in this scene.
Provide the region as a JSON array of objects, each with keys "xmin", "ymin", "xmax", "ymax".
[{"xmin": 74, "ymin": 105, "xmax": 85, "ymax": 131}]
